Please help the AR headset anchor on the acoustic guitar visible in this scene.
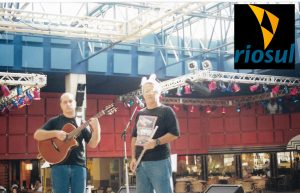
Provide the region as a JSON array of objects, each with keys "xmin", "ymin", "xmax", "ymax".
[{"xmin": 38, "ymin": 103, "xmax": 117, "ymax": 164}]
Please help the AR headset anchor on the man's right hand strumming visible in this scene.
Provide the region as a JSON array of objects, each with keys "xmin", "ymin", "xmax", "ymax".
[{"xmin": 56, "ymin": 130, "xmax": 67, "ymax": 141}]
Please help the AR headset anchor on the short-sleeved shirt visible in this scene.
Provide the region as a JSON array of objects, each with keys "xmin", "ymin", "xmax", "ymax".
[
  {"xmin": 132, "ymin": 105, "xmax": 180, "ymax": 161},
  {"xmin": 41, "ymin": 114, "xmax": 92, "ymax": 167}
]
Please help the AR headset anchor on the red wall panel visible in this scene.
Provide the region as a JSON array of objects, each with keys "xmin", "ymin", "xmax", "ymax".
[
  {"xmin": 27, "ymin": 135, "xmax": 38, "ymax": 153},
  {"xmin": 209, "ymin": 117, "xmax": 224, "ymax": 133},
  {"xmin": 274, "ymin": 131, "xmax": 284, "ymax": 143},
  {"xmin": 100, "ymin": 116, "xmax": 114, "ymax": 134},
  {"xmin": 224, "ymin": 117, "xmax": 240, "ymax": 132},
  {"xmin": 242, "ymin": 132, "xmax": 257, "ymax": 144},
  {"xmin": 178, "ymin": 118, "xmax": 187, "ymax": 133},
  {"xmin": 9, "ymin": 135, "xmax": 26, "ymax": 153},
  {"xmin": 28, "ymin": 99, "xmax": 45, "ymax": 115},
  {"xmin": 291, "ymin": 113, "xmax": 300, "ymax": 129},
  {"xmin": 114, "ymin": 115, "xmax": 131, "ymax": 134},
  {"xmin": 9, "ymin": 116, "xmax": 26, "ymax": 134},
  {"xmin": 0, "ymin": 116, "xmax": 7, "ymax": 134},
  {"xmin": 258, "ymin": 131, "xmax": 274, "ymax": 144},
  {"xmin": 274, "ymin": 114, "xmax": 290, "ymax": 130},
  {"xmin": 189, "ymin": 134, "xmax": 204, "ymax": 150},
  {"xmin": 86, "ymin": 98, "xmax": 98, "ymax": 116},
  {"xmin": 27, "ymin": 116, "xmax": 45, "ymax": 134},
  {"xmin": 175, "ymin": 134, "xmax": 189, "ymax": 150},
  {"xmin": 209, "ymin": 134, "xmax": 225, "ymax": 146},
  {"xmin": 225, "ymin": 133, "xmax": 241, "ymax": 145},
  {"xmin": 98, "ymin": 134, "xmax": 115, "ymax": 152},
  {"xmin": 257, "ymin": 115, "xmax": 273, "ymax": 130},
  {"xmin": 0, "ymin": 136, "xmax": 7, "ymax": 154},
  {"xmin": 46, "ymin": 98, "xmax": 60, "ymax": 115},
  {"xmin": 241, "ymin": 116, "xmax": 256, "ymax": 131},
  {"xmin": 188, "ymin": 118, "xmax": 201, "ymax": 133}
]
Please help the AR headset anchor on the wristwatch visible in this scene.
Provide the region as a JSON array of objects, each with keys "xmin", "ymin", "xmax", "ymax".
[{"xmin": 155, "ymin": 138, "xmax": 161, "ymax": 146}]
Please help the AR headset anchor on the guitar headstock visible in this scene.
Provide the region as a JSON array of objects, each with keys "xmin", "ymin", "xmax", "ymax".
[{"xmin": 103, "ymin": 103, "xmax": 117, "ymax": 115}]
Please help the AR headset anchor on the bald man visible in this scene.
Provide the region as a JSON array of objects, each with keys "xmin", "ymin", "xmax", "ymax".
[{"xmin": 34, "ymin": 92, "xmax": 101, "ymax": 193}]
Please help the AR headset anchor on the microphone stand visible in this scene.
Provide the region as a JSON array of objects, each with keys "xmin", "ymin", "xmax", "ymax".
[{"xmin": 121, "ymin": 106, "xmax": 138, "ymax": 193}]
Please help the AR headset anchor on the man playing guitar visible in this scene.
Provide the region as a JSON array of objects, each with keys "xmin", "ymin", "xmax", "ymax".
[{"xmin": 34, "ymin": 92, "xmax": 101, "ymax": 193}]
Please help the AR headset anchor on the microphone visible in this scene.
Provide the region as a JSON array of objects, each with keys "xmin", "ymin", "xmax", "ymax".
[{"xmin": 135, "ymin": 96, "xmax": 145, "ymax": 108}]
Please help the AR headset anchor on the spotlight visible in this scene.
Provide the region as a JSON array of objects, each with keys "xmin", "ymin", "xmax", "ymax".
[
  {"xmin": 290, "ymin": 87, "xmax": 298, "ymax": 96},
  {"xmin": 176, "ymin": 87, "xmax": 183, "ymax": 96},
  {"xmin": 205, "ymin": 106, "xmax": 211, "ymax": 114},
  {"xmin": 208, "ymin": 81, "xmax": 217, "ymax": 92},
  {"xmin": 272, "ymin": 85, "xmax": 280, "ymax": 95},
  {"xmin": 188, "ymin": 61, "xmax": 198, "ymax": 72},
  {"xmin": 1, "ymin": 85, "xmax": 10, "ymax": 97},
  {"xmin": 189, "ymin": 105, "xmax": 195, "ymax": 113},
  {"xmin": 184, "ymin": 85, "xmax": 192, "ymax": 94},
  {"xmin": 249, "ymin": 84, "xmax": 259, "ymax": 92},
  {"xmin": 232, "ymin": 83, "xmax": 240, "ymax": 92},
  {"xmin": 221, "ymin": 107, "xmax": 226, "ymax": 114},
  {"xmin": 236, "ymin": 105, "xmax": 241, "ymax": 113},
  {"xmin": 202, "ymin": 60, "xmax": 212, "ymax": 71},
  {"xmin": 125, "ymin": 99, "xmax": 134, "ymax": 108},
  {"xmin": 16, "ymin": 85, "xmax": 23, "ymax": 96},
  {"xmin": 33, "ymin": 87, "xmax": 41, "ymax": 100}
]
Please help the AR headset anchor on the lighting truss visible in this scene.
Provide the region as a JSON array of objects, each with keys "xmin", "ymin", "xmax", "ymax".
[
  {"xmin": 161, "ymin": 91, "xmax": 286, "ymax": 107},
  {"xmin": 0, "ymin": 72, "xmax": 47, "ymax": 106},
  {"xmin": 118, "ymin": 70, "xmax": 300, "ymax": 100},
  {"xmin": 0, "ymin": 3, "xmax": 202, "ymax": 42}
]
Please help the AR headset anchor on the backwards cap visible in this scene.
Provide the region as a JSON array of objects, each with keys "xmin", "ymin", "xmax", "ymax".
[{"xmin": 141, "ymin": 74, "xmax": 161, "ymax": 94}]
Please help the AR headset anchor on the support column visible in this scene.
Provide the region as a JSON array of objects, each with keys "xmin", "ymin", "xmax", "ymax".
[{"xmin": 65, "ymin": 73, "xmax": 87, "ymax": 120}]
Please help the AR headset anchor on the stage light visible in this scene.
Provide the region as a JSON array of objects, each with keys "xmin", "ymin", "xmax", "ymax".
[
  {"xmin": 125, "ymin": 99, "xmax": 134, "ymax": 108},
  {"xmin": 184, "ymin": 85, "xmax": 192, "ymax": 94},
  {"xmin": 1, "ymin": 85, "xmax": 10, "ymax": 97},
  {"xmin": 33, "ymin": 87, "xmax": 41, "ymax": 100},
  {"xmin": 221, "ymin": 107, "xmax": 226, "ymax": 114},
  {"xmin": 226, "ymin": 83, "xmax": 232, "ymax": 92},
  {"xmin": 272, "ymin": 85, "xmax": 280, "ymax": 95},
  {"xmin": 26, "ymin": 90, "xmax": 33, "ymax": 100},
  {"xmin": 189, "ymin": 105, "xmax": 195, "ymax": 113},
  {"xmin": 219, "ymin": 82, "xmax": 227, "ymax": 92},
  {"xmin": 236, "ymin": 105, "xmax": 241, "ymax": 113},
  {"xmin": 249, "ymin": 84, "xmax": 259, "ymax": 92},
  {"xmin": 205, "ymin": 106, "xmax": 211, "ymax": 114},
  {"xmin": 17, "ymin": 97, "xmax": 26, "ymax": 108},
  {"xmin": 16, "ymin": 85, "xmax": 23, "ymax": 96},
  {"xmin": 232, "ymin": 83, "xmax": 240, "ymax": 92},
  {"xmin": 176, "ymin": 87, "xmax": 183, "ymax": 96},
  {"xmin": 290, "ymin": 87, "xmax": 298, "ymax": 96},
  {"xmin": 208, "ymin": 81, "xmax": 217, "ymax": 92}
]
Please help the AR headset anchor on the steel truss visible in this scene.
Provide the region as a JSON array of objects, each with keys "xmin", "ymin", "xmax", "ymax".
[
  {"xmin": 0, "ymin": 72, "xmax": 47, "ymax": 107},
  {"xmin": 119, "ymin": 70, "xmax": 300, "ymax": 101},
  {"xmin": 0, "ymin": 3, "xmax": 202, "ymax": 42},
  {"xmin": 161, "ymin": 91, "xmax": 286, "ymax": 107}
]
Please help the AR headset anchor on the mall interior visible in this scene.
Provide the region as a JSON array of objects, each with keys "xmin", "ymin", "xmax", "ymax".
[{"xmin": 0, "ymin": 2, "xmax": 300, "ymax": 193}]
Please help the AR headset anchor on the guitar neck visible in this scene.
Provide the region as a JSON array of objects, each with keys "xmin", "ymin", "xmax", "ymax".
[{"xmin": 68, "ymin": 110, "xmax": 104, "ymax": 139}]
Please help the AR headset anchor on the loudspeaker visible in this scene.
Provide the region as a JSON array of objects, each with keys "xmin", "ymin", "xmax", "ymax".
[
  {"xmin": 117, "ymin": 186, "xmax": 136, "ymax": 193},
  {"xmin": 204, "ymin": 185, "xmax": 244, "ymax": 193},
  {"xmin": 75, "ymin": 83, "xmax": 86, "ymax": 107}
]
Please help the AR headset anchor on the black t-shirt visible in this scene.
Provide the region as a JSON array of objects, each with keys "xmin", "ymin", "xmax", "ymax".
[
  {"xmin": 132, "ymin": 105, "xmax": 180, "ymax": 161},
  {"xmin": 42, "ymin": 114, "xmax": 92, "ymax": 167}
]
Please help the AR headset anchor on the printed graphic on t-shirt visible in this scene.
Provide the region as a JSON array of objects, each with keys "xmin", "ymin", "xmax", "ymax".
[{"xmin": 135, "ymin": 115, "xmax": 158, "ymax": 146}]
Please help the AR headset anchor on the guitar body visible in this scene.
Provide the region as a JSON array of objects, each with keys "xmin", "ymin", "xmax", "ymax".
[{"xmin": 38, "ymin": 123, "xmax": 78, "ymax": 164}]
